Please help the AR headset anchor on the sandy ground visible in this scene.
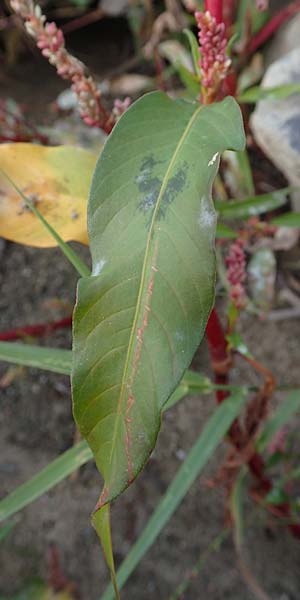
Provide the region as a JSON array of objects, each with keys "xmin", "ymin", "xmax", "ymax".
[{"xmin": 1, "ymin": 6, "xmax": 300, "ymax": 599}]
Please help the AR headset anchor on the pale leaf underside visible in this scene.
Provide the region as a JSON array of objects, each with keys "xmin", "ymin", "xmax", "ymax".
[{"xmin": 72, "ymin": 92, "xmax": 245, "ymax": 508}]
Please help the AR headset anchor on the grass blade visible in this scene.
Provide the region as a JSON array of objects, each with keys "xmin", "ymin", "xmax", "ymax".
[
  {"xmin": 215, "ymin": 188, "xmax": 289, "ymax": 219},
  {"xmin": 238, "ymin": 83, "xmax": 300, "ymax": 104},
  {"xmin": 0, "ymin": 441, "xmax": 92, "ymax": 522},
  {"xmin": 0, "ymin": 342, "xmax": 72, "ymax": 375},
  {"xmin": 271, "ymin": 212, "xmax": 300, "ymax": 227},
  {"xmin": 100, "ymin": 388, "xmax": 248, "ymax": 600},
  {"xmin": 236, "ymin": 149, "xmax": 255, "ymax": 196}
]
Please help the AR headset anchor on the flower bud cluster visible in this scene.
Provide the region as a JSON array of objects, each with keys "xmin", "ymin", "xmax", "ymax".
[
  {"xmin": 10, "ymin": 0, "xmax": 111, "ymax": 130},
  {"xmin": 113, "ymin": 97, "xmax": 131, "ymax": 120},
  {"xmin": 226, "ymin": 239, "xmax": 247, "ymax": 309},
  {"xmin": 195, "ymin": 10, "xmax": 231, "ymax": 102}
]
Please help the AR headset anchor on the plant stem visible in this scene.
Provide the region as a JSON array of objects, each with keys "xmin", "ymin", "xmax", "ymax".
[
  {"xmin": 0, "ymin": 317, "xmax": 72, "ymax": 341},
  {"xmin": 204, "ymin": 0, "xmax": 223, "ymax": 22},
  {"xmin": 248, "ymin": 0, "xmax": 300, "ymax": 55},
  {"xmin": 206, "ymin": 308, "xmax": 231, "ymax": 403}
]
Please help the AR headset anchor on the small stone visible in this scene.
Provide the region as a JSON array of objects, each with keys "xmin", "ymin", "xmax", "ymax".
[
  {"xmin": 176, "ymin": 449, "xmax": 186, "ymax": 461},
  {"xmin": 251, "ymin": 47, "xmax": 300, "ymax": 211}
]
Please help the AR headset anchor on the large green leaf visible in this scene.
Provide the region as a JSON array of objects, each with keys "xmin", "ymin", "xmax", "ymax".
[{"xmin": 72, "ymin": 91, "xmax": 245, "ymax": 509}]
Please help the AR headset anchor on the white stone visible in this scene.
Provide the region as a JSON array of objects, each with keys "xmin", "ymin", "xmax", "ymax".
[{"xmin": 251, "ymin": 47, "xmax": 300, "ymax": 210}]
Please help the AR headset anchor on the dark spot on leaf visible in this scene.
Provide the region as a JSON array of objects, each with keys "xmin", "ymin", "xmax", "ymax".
[
  {"xmin": 158, "ymin": 162, "xmax": 188, "ymax": 219},
  {"xmin": 136, "ymin": 155, "xmax": 162, "ymax": 215},
  {"xmin": 136, "ymin": 155, "xmax": 188, "ymax": 222},
  {"xmin": 140, "ymin": 155, "xmax": 162, "ymax": 172}
]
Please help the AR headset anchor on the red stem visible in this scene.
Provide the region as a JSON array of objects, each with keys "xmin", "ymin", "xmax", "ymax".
[
  {"xmin": 204, "ymin": 0, "xmax": 223, "ymax": 23},
  {"xmin": 248, "ymin": 0, "xmax": 300, "ymax": 55},
  {"xmin": 206, "ymin": 308, "xmax": 230, "ymax": 404},
  {"xmin": 223, "ymin": 0, "xmax": 237, "ymax": 29},
  {"xmin": 0, "ymin": 317, "xmax": 72, "ymax": 341}
]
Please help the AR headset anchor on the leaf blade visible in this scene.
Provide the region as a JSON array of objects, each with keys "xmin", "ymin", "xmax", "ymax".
[{"xmin": 72, "ymin": 92, "xmax": 245, "ymax": 509}]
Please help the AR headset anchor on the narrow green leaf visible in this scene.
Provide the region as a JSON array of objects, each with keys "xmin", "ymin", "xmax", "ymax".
[
  {"xmin": 100, "ymin": 389, "xmax": 248, "ymax": 600},
  {"xmin": 0, "ymin": 441, "xmax": 92, "ymax": 522},
  {"xmin": 72, "ymin": 92, "xmax": 245, "ymax": 518},
  {"xmin": 0, "ymin": 169, "xmax": 90, "ymax": 278},
  {"xmin": 176, "ymin": 62, "xmax": 200, "ymax": 96},
  {"xmin": 216, "ymin": 222, "xmax": 237, "ymax": 239},
  {"xmin": 0, "ymin": 342, "xmax": 72, "ymax": 375},
  {"xmin": 271, "ymin": 212, "xmax": 300, "ymax": 228},
  {"xmin": 235, "ymin": 149, "xmax": 255, "ymax": 196},
  {"xmin": 234, "ymin": 0, "xmax": 249, "ymax": 45},
  {"xmin": 238, "ymin": 84, "xmax": 300, "ymax": 104},
  {"xmin": 183, "ymin": 29, "xmax": 201, "ymax": 78},
  {"xmin": 163, "ymin": 372, "xmax": 212, "ymax": 411},
  {"xmin": 227, "ymin": 332, "xmax": 253, "ymax": 359},
  {"xmin": 216, "ymin": 188, "xmax": 289, "ymax": 219},
  {"xmin": 92, "ymin": 505, "xmax": 120, "ymax": 600},
  {"xmin": 256, "ymin": 390, "xmax": 300, "ymax": 453}
]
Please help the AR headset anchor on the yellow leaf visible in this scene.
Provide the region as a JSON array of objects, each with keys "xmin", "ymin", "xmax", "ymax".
[{"xmin": 0, "ymin": 143, "xmax": 97, "ymax": 247}]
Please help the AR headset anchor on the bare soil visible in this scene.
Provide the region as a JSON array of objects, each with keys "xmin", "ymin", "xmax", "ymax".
[{"xmin": 1, "ymin": 10, "xmax": 300, "ymax": 600}]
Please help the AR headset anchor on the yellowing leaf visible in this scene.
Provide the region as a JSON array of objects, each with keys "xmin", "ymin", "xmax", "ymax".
[{"xmin": 0, "ymin": 143, "xmax": 97, "ymax": 247}]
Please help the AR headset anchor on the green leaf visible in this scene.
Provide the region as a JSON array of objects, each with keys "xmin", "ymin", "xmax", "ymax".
[
  {"xmin": 230, "ymin": 467, "xmax": 248, "ymax": 549},
  {"xmin": 238, "ymin": 84, "xmax": 300, "ymax": 104},
  {"xmin": 216, "ymin": 222, "xmax": 237, "ymax": 239},
  {"xmin": 183, "ymin": 29, "xmax": 201, "ymax": 78},
  {"xmin": 0, "ymin": 441, "xmax": 92, "ymax": 522},
  {"xmin": 216, "ymin": 188, "xmax": 289, "ymax": 219},
  {"xmin": 235, "ymin": 149, "xmax": 255, "ymax": 196},
  {"xmin": 100, "ymin": 388, "xmax": 248, "ymax": 599},
  {"xmin": 163, "ymin": 372, "xmax": 212, "ymax": 411},
  {"xmin": 0, "ymin": 342, "xmax": 72, "ymax": 375},
  {"xmin": 72, "ymin": 92, "xmax": 245, "ymax": 513},
  {"xmin": 271, "ymin": 212, "xmax": 300, "ymax": 228},
  {"xmin": 264, "ymin": 487, "xmax": 290, "ymax": 506},
  {"xmin": 256, "ymin": 389, "xmax": 300, "ymax": 453},
  {"xmin": 176, "ymin": 63, "xmax": 200, "ymax": 97},
  {"xmin": 92, "ymin": 505, "xmax": 120, "ymax": 600},
  {"xmin": 227, "ymin": 332, "xmax": 253, "ymax": 359}
]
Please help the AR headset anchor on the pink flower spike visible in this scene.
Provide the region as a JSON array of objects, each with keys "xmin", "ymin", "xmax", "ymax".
[
  {"xmin": 10, "ymin": 0, "xmax": 113, "ymax": 132},
  {"xmin": 195, "ymin": 10, "xmax": 231, "ymax": 102},
  {"xmin": 226, "ymin": 239, "xmax": 247, "ymax": 309}
]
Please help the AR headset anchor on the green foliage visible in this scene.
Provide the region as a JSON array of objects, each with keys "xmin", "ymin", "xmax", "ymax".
[
  {"xmin": 216, "ymin": 188, "xmax": 289, "ymax": 219},
  {"xmin": 72, "ymin": 92, "xmax": 245, "ymax": 516},
  {"xmin": 238, "ymin": 84, "xmax": 300, "ymax": 104},
  {"xmin": 271, "ymin": 212, "xmax": 300, "ymax": 227},
  {"xmin": 0, "ymin": 342, "xmax": 72, "ymax": 375}
]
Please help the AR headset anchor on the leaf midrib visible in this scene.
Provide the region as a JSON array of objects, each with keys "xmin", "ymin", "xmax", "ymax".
[{"xmin": 108, "ymin": 103, "xmax": 203, "ymax": 468}]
